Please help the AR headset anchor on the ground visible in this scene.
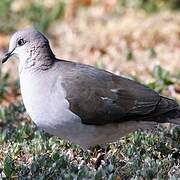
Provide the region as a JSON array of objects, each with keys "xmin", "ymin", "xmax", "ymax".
[{"xmin": 0, "ymin": 1, "xmax": 180, "ymax": 179}]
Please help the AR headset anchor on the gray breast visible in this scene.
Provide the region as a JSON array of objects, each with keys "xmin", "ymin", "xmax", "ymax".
[{"xmin": 20, "ymin": 67, "xmax": 82, "ymax": 139}]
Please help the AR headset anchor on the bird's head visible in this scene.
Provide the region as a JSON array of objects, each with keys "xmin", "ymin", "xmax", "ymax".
[{"xmin": 2, "ymin": 28, "xmax": 55, "ymax": 71}]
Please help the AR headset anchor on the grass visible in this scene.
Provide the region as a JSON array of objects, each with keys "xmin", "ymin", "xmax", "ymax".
[
  {"xmin": 0, "ymin": 0, "xmax": 65, "ymax": 33},
  {"xmin": 0, "ymin": 71, "xmax": 9, "ymax": 102},
  {"xmin": 148, "ymin": 65, "xmax": 175, "ymax": 93},
  {"xmin": 0, "ymin": 0, "xmax": 179, "ymax": 178},
  {"xmin": 118, "ymin": 0, "xmax": 180, "ymax": 12},
  {"xmin": 0, "ymin": 65, "xmax": 179, "ymax": 179},
  {"xmin": 0, "ymin": 0, "xmax": 179, "ymax": 33},
  {"xmin": 23, "ymin": 1, "xmax": 65, "ymax": 32}
]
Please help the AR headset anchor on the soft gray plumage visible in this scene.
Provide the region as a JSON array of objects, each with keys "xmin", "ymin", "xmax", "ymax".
[{"xmin": 2, "ymin": 28, "xmax": 180, "ymax": 147}]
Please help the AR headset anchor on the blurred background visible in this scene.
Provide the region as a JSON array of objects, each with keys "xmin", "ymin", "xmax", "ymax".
[
  {"xmin": 0, "ymin": 0, "xmax": 180, "ymax": 102},
  {"xmin": 0, "ymin": 0, "xmax": 180, "ymax": 179}
]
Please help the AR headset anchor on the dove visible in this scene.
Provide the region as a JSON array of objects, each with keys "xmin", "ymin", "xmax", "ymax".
[{"xmin": 2, "ymin": 28, "xmax": 180, "ymax": 148}]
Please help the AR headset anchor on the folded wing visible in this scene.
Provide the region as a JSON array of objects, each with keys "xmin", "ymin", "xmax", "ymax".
[{"xmin": 58, "ymin": 60, "xmax": 179, "ymax": 125}]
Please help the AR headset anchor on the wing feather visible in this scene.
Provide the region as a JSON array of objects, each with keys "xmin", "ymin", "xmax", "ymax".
[{"xmin": 57, "ymin": 60, "xmax": 162, "ymax": 125}]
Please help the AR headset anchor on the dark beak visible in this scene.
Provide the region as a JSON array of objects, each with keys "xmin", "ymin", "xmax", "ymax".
[{"xmin": 2, "ymin": 51, "xmax": 13, "ymax": 63}]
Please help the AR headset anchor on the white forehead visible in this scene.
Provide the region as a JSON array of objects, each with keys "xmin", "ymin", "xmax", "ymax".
[
  {"xmin": 9, "ymin": 28, "xmax": 48, "ymax": 49},
  {"xmin": 11, "ymin": 28, "xmax": 36, "ymax": 41}
]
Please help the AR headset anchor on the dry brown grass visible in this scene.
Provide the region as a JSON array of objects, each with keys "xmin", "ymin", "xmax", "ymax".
[
  {"xmin": 50, "ymin": 8, "xmax": 180, "ymax": 81},
  {"xmin": 1, "ymin": 6, "xmax": 180, "ymax": 99}
]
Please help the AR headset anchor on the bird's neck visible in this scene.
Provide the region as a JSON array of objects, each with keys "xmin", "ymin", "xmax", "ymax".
[{"xmin": 19, "ymin": 44, "xmax": 55, "ymax": 74}]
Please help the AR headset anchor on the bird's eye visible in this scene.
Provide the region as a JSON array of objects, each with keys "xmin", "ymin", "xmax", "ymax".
[{"xmin": 17, "ymin": 39, "xmax": 25, "ymax": 46}]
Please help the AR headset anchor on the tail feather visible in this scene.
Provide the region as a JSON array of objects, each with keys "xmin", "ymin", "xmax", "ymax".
[
  {"xmin": 168, "ymin": 118, "xmax": 180, "ymax": 125},
  {"xmin": 154, "ymin": 96, "xmax": 180, "ymax": 124}
]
